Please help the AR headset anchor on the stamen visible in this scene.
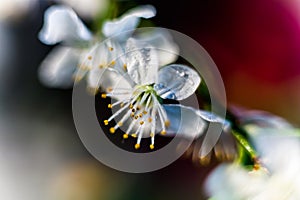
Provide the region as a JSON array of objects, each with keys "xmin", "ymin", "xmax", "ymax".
[
  {"xmin": 108, "ymin": 104, "xmax": 112, "ymax": 109},
  {"xmin": 109, "ymin": 47, "xmax": 114, "ymax": 51},
  {"xmin": 88, "ymin": 56, "xmax": 92, "ymax": 60},
  {"xmin": 135, "ymin": 144, "xmax": 140, "ymax": 149},
  {"xmin": 131, "ymin": 134, "xmax": 137, "ymax": 138},
  {"xmin": 139, "ymin": 121, "xmax": 144, "ymax": 125},
  {"xmin": 123, "ymin": 64, "xmax": 127, "ymax": 70},
  {"xmin": 101, "ymin": 93, "xmax": 107, "ymax": 98},
  {"xmin": 123, "ymin": 133, "xmax": 129, "ymax": 139},
  {"xmin": 108, "ymin": 60, "xmax": 116, "ymax": 67},
  {"xmin": 103, "ymin": 120, "xmax": 109, "ymax": 125},
  {"xmin": 160, "ymin": 130, "xmax": 167, "ymax": 135},
  {"xmin": 109, "ymin": 127, "xmax": 115, "ymax": 134},
  {"xmin": 150, "ymin": 144, "xmax": 154, "ymax": 150}
]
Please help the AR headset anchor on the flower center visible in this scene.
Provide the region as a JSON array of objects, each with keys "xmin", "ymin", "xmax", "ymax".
[{"xmin": 101, "ymin": 84, "xmax": 170, "ymax": 150}]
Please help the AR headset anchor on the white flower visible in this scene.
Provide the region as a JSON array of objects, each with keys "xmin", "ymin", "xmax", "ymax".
[
  {"xmin": 38, "ymin": 5, "xmax": 179, "ymax": 89},
  {"xmin": 99, "ymin": 38, "xmax": 225, "ymax": 150},
  {"xmin": 205, "ymin": 128, "xmax": 300, "ymax": 200}
]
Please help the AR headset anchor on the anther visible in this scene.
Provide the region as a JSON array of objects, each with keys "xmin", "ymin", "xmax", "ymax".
[
  {"xmin": 109, "ymin": 47, "xmax": 114, "ymax": 51},
  {"xmin": 106, "ymin": 87, "xmax": 113, "ymax": 92},
  {"xmin": 161, "ymin": 130, "xmax": 167, "ymax": 135},
  {"xmin": 129, "ymin": 104, "xmax": 133, "ymax": 109},
  {"xmin": 143, "ymin": 110, "xmax": 147, "ymax": 114},
  {"xmin": 109, "ymin": 127, "xmax": 115, "ymax": 134},
  {"xmin": 103, "ymin": 120, "xmax": 109, "ymax": 125},
  {"xmin": 150, "ymin": 144, "xmax": 154, "ymax": 150},
  {"xmin": 123, "ymin": 133, "xmax": 129, "ymax": 139},
  {"xmin": 140, "ymin": 121, "xmax": 144, "ymax": 125},
  {"xmin": 135, "ymin": 144, "xmax": 140, "ymax": 149},
  {"xmin": 134, "ymin": 116, "xmax": 139, "ymax": 120},
  {"xmin": 139, "ymin": 113, "xmax": 143, "ymax": 118},
  {"xmin": 131, "ymin": 134, "xmax": 137, "ymax": 138},
  {"xmin": 165, "ymin": 120, "xmax": 170, "ymax": 127},
  {"xmin": 148, "ymin": 118, "xmax": 152, "ymax": 123},
  {"xmin": 123, "ymin": 64, "xmax": 127, "ymax": 70},
  {"xmin": 118, "ymin": 122, "xmax": 123, "ymax": 126},
  {"xmin": 101, "ymin": 94, "xmax": 107, "ymax": 98},
  {"xmin": 150, "ymin": 133, "xmax": 154, "ymax": 137},
  {"xmin": 108, "ymin": 104, "xmax": 112, "ymax": 108},
  {"xmin": 109, "ymin": 60, "xmax": 116, "ymax": 67},
  {"xmin": 88, "ymin": 56, "xmax": 92, "ymax": 60}
]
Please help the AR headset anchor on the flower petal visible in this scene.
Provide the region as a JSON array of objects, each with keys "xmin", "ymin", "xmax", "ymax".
[
  {"xmin": 98, "ymin": 68, "xmax": 133, "ymax": 101},
  {"xmin": 39, "ymin": 5, "xmax": 92, "ymax": 45},
  {"xmin": 134, "ymin": 29, "xmax": 179, "ymax": 66},
  {"xmin": 38, "ymin": 46, "xmax": 80, "ymax": 88},
  {"xmin": 155, "ymin": 64, "xmax": 201, "ymax": 100},
  {"xmin": 163, "ymin": 104, "xmax": 206, "ymax": 139},
  {"xmin": 125, "ymin": 38, "xmax": 159, "ymax": 85},
  {"xmin": 102, "ymin": 5, "xmax": 156, "ymax": 41},
  {"xmin": 197, "ymin": 110, "xmax": 231, "ymax": 131}
]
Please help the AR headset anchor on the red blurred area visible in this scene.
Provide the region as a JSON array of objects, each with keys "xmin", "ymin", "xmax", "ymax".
[{"xmin": 151, "ymin": 0, "xmax": 300, "ymax": 124}]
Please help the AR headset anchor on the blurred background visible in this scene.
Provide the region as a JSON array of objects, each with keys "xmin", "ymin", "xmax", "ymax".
[{"xmin": 0, "ymin": 0, "xmax": 299, "ymax": 199}]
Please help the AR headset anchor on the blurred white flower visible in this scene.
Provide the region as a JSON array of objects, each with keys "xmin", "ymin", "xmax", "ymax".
[
  {"xmin": 205, "ymin": 128, "xmax": 300, "ymax": 200},
  {"xmin": 54, "ymin": 0, "xmax": 109, "ymax": 19},
  {"xmin": 39, "ymin": 5, "xmax": 179, "ymax": 89},
  {"xmin": 0, "ymin": 0, "xmax": 37, "ymax": 22}
]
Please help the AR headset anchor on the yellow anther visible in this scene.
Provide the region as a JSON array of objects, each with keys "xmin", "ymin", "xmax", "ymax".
[
  {"xmin": 165, "ymin": 120, "xmax": 171, "ymax": 127},
  {"xmin": 109, "ymin": 127, "xmax": 115, "ymax": 134},
  {"xmin": 135, "ymin": 144, "xmax": 140, "ymax": 149},
  {"xmin": 123, "ymin": 134, "xmax": 129, "ymax": 139},
  {"xmin": 106, "ymin": 87, "xmax": 113, "ymax": 92},
  {"xmin": 150, "ymin": 133, "xmax": 155, "ymax": 137},
  {"xmin": 136, "ymin": 106, "xmax": 141, "ymax": 110},
  {"xmin": 73, "ymin": 75, "xmax": 83, "ymax": 83},
  {"xmin": 109, "ymin": 60, "xmax": 116, "ymax": 67},
  {"xmin": 131, "ymin": 134, "xmax": 137, "ymax": 138},
  {"xmin": 98, "ymin": 64, "xmax": 104, "ymax": 69},
  {"xmin": 129, "ymin": 104, "xmax": 133, "ymax": 109},
  {"xmin": 139, "ymin": 113, "xmax": 143, "ymax": 118},
  {"xmin": 134, "ymin": 116, "xmax": 139, "ymax": 120},
  {"xmin": 109, "ymin": 47, "xmax": 114, "ymax": 51},
  {"xmin": 148, "ymin": 118, "xmax": 152, "ymax": 123},
  {"xmin": 120, "ymin": 103, "xmax": 124, "ymax": 108},
  {"xmin": 150, "ymin": 144, "xmax": 154, "ymax": 150},
  {"xmin": 88, "ymin": 56, "xmax": 92, "ymax": 60},
  {"xmin": 140, "ymin": 121, "xmax": 144, "ymax": 125},
  {"xmin": 130, "ymin": 113, "xmax": 135, "ymax": 118},
  {"xmin": 123, "ymin": 64, "xmax": 127, "ymax": 70},
  {"xmin": 103, "ymin": 120, "xmax": 109, "ymax": 125},
  {"xmin": 161, "ymin": 130, "xmax": 167, "ymax": 135},
  {"xmin": 143, "ymin": 110, "xmax": 147, "ymax": 114},
  {"xmin": 101, "ymin": 93, "xmax": 107, "ymax": 98},
  {"xmin": 108, "ymin": 104, "xmax": 112, "ymax": 109},
  {"xmin": 118, "ymin": 122, "xmax": 123, "ymax": 126},
  {"xmin": 132, "ymin": 108, "xmax": 136, "ymax": 113}
]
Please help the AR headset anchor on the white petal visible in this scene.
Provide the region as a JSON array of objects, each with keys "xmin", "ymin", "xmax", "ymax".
[
  {"xmin": 155, "ymin": 64, "xmax": 201, "ymax": 100},
  {"xmin": 80, "ymin": 39, "xmax": 126, "ymax": 72},
  {"xmin": 87, "ymin": 68, "xmax": 105, "ymax": 89},
  {"xmin": 39, "ymin": 5, "xmax": 92, "ymax": 45},
  {"xmin": 102, "ymin": 5, "xmax": 156, "ymax": 41},
  {"xmin": 239, "ymin": 110, "xmax": 293, "ymax": 130},
  {"xmin": 38, "ymin": 46, "xmax": 80, "ymax": 88},
  {"xmin": 125, "ymin": 38, "xmax": 159, "ymax": 85},
  {"xmin": 197, "ymin": 110, "xmax": 230, "ymax": 131},
  {"xmin": 99, "ymin": 69, "xmax": 133, "ymax": 101},
  {"xmin": 163, "ymin": 104, "xmax": 206, "ymax": 139},
  {"xmin": 134, "ymin": 29, "xmax": 179, "ymax": 66}
]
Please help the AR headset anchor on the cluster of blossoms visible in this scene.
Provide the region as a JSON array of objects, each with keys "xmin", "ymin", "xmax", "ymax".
[
  {"xmin": 39, "ymin": 4, "xmax": 227, "ymax": 151},
  {"xmin": 39, "ymin": 3, "xmax": 300, "ymax": 199}
]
